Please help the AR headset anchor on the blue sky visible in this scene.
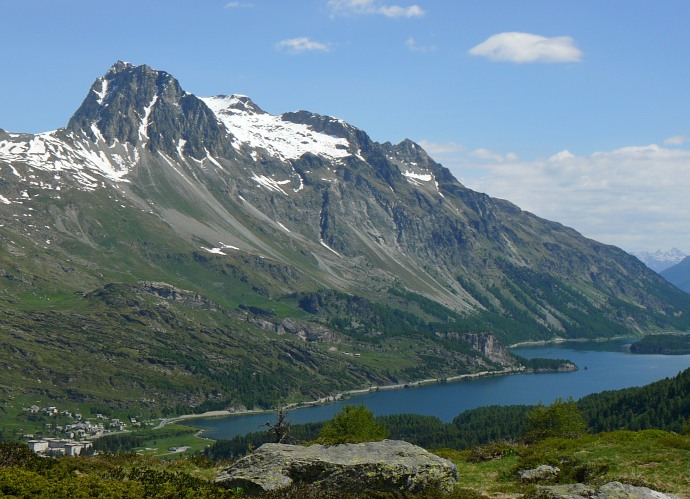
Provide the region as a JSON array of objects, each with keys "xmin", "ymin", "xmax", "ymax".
[{"xmin": 2, "ymin": 0, "xmax": 690, "ymax": 253}]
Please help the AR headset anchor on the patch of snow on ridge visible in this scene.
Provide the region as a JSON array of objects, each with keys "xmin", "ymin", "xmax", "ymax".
[
  {"xmin": 251, "ymin": 174, "xmax": 289, "ymax": 194},
  {"xmin": 201, "ymin": 95, "xmax": 350, "ymax": 161},
  {"xmin": 403, "ymin": 170, "xmax": 433, "ymax": 182}
]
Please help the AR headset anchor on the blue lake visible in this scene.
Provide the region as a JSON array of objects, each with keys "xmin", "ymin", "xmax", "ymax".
[{"xmin": 187, "ymin": 338, "xmax": 690, "ymax": 440}]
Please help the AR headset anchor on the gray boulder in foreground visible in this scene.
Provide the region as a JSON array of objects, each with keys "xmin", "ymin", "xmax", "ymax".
[
  {"xmin": 519, "ymin": 464, "xmax": 560, "ymax": 482},
  {"xmin": 538, "ymin": 481, "xmax": 680, "ymax": 499},
  {"xmin": 215, "ymin": 440, "xmax": 458, "ymax": 495}
]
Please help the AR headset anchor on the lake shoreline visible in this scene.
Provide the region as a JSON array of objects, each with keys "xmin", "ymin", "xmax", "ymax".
[
  {"xmin": 157, "ymin": 365, "xmax": 537, "ymax": 428},
  {"xmin": 157, "ymin": 338, "xmax": 690, "ymax": 442},
  {"xmin": 157, "ymin": 361, "xmax": 582, "ymax": 429},
  {"xmin": 157, "ymin": 336, "xmax": 630, "ymax": 429},
  {"xmin": 508, "ymin": 335, "xmax": 635, "ymax": 349}
]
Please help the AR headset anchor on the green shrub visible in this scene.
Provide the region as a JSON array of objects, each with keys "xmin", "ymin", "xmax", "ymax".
[
  {"xmin": 524, "ymin": 398, "xmax": 588, "ymax": 443},
  {"xmin": 659, "ymin": 433, "xmax": 690, "ymax": 451},
  {"xmin": 514, "ymin": 441, "xmax": 608, "ymax": 485},
  {"xmin": 464, "ymin": 441, "xmax": 521, "ymax": 462},
  {"xmin": 316, "ymin": 404, "xmax": 389, "ymax": 445}
]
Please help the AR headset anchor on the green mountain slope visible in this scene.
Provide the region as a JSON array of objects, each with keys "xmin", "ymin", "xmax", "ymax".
[{"xmin": 0, "ymin": 62, "xmax": 689, "ymax": 417}]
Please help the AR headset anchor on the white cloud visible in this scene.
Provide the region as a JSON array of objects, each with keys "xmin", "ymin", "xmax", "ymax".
[
  {"xmin": 470, "ymin": 148, "xmax": 518, "ymax": 162},
  {"xmin": 664, "ymin": 135, "xmax": 690, "ymax": 146},
  {"xmin": 418, "ymin": 140, "xmax": 466, "ymax": 156},
  {"xmin": 406, "ymin": 37, "xmax": 436, "ymax": 53},
  {"xmin": 449, "ymin": 144, "xmax": 690, "ymax": 252},
  {"xmin": 469, "ymin": 32, "xmax": 582, "ymax": 63},
  {"xmin": 276, "ymin": 37, "xmax": 331, "ymax": 54},
  {"xmin": 224, "ymin": 1, "xmax": 253, "ymax": 8},
  {"xmin": 329, "ymin": 0, "xmax": 425, "ymax": 18},
  {"xmin": 549, "ymin": 150, "xmax": 575, "ymax": 161}
]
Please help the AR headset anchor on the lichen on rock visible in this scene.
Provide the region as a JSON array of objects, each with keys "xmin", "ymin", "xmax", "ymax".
[{"xmin": 215, "ymin": 440, "xmax": 458, "ymax": 495}]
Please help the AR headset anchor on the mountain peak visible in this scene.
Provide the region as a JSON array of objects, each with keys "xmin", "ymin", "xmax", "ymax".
[
  {"xmin": 106, "ymin": 60, "xmax": 135, "ymax": 74},
  {"xmin": 67, "ymin": 62, "xmax": 229, "ymax": 159}
]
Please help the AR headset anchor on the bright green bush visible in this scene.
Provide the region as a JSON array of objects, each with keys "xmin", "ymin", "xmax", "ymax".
[{"xmin": 316, "ymin": 404, "xmax": 389, "ymax": 445}]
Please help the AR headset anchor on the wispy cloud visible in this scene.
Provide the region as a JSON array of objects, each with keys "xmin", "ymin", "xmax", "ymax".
[
  {"xmin": 224, "ymin": 1, "xmax": 253, "ymax": 8},
  {"xmin": 418, "ymin": 140, "xmax": 466, "ymax": 156},
  {"xmin": 329, "ymin": 0, "xmax": 425, "ymax": 18},
  {"xmin": 664, "ymin": 135, "xmax": 690, "ymax": 146},
  {"xmin": 405, "ymin": 37, "xmax": 436, "ymax": 53},
  {"xmin": 276, "ymin": 37, "xmax": 332, "ymax": 54},
  {"xmin": 469, "ymin": 32, "xmax": 582, "ymax": 63},
  {"xmin": 469, "ymin": 148, "xmax": 518, "ymax": 162}
]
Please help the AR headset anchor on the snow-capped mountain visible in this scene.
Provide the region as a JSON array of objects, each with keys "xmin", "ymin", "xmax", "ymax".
[
  {"xmin": 631, "ymin": 249, "xmax": 687, "ymax": 273},
  {"xmin": 1, "ymin": 61, "xmax": 689, "ymax": 414},
  {"xmin": 1, "ymin": 60, "xmax": 686, "ymax": 319}
]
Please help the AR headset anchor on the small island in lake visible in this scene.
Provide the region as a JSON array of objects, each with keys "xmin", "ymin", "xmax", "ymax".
[{"xmin": 630, "ymin": 333, "xmax": 690, "ymax": 355}]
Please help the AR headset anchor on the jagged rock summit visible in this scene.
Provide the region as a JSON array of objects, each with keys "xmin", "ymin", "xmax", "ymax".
[
  {"xmin": 214, "ymin": 440, "xmax": 458, "ymax": 495},
  {"xmin": 67, "ymin": 61, "xmax": 231, "ymax": 159}
]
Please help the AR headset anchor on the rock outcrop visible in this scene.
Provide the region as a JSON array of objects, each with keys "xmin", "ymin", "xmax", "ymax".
[
  {"xmin": 519, "ymin": 464, "xmax": 560, "ymax": 482},
  {"xmin": 436, "ymin": 331, "xmax": 519, "ymax": 367},
  {"xmin": 538, "ymin": 481, "xmax": 680, "ymax": 499},
  {"xmin": 215, "ymin": 440, "xmax": 458, "ymax": 495}
]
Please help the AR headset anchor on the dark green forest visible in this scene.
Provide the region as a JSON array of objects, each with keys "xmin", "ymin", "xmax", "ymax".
[{"xmin": 630, "ymin": 333, "xmax": 690, "ymax": 355}]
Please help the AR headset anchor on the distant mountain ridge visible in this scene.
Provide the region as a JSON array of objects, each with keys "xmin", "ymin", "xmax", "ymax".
[
  {"xmin": 661, "ymin": 256, "xmax": 690, "ymax": 294},
  {"xmin": 0, "ymin": 61, "xmax": 689, "ymax": 416},
  {"xmin": 631, "ymin": 248, "xmax": 687, "ymax": 273}
]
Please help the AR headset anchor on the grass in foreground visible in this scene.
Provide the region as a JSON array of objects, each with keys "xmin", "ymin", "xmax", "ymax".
[
  {"xmin": 435, "ymin": 429, "xmax": 690, "ymax": 497},
  {"xmin": 1, "ymin": 430, "xmax": 689, "ymax": 497}
]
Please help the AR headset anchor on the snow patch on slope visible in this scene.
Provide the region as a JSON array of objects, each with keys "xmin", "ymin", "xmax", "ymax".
[
  {"xmin": 201, "ymin": 246, "xmax": 227, "ymax": 255},
  {"xmin": 402, "ymin": 169, "xmax": 444, "ymax": 197},
  {"xmin": 201, "ymin": 95, "xmax": 350, "ymax": 162},
  {"xmin": 403, "ymin": 170, "xmax": 433, "ymax": 183},
  {"xmin": 93, "ymin": 78, "xmax": 109, "ymax": 105},
  {"xmin": 320, "ymin": 239, "xmax": 342, "ymax": 257},
  {"xmin": 0, "ymin": 130, "xmax": 134, "ymax": 191},
  {"xmin": 138, "ymin": 95, "xmax": 158, "ymax": 144},
  {"xmin": 250, "ymin": 174, "xmax": 290, "ymax": 194}
]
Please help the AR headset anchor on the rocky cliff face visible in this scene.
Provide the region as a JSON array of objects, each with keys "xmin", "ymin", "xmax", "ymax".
[
  {"xmin": 434, "ymin": 332, "xmax": 518, "ymax": 367},
  {"xmin": 462, "ymin": 332, "xmax": 518, "ymax": 367},
  {"xmin": 67, "ymin": 61, "xmax": 232, "ymax": 159}
]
